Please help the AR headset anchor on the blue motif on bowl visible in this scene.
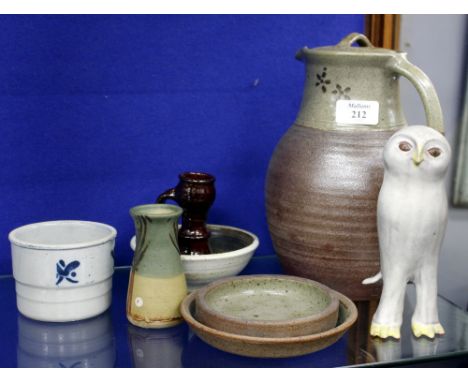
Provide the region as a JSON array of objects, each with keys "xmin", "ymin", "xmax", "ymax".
[{"xmin": 56, "ymin": 260, "xmax": 81, "ymax": 285}]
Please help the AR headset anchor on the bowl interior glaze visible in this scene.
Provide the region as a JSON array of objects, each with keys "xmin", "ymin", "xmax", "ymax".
[
  {"xmin": 130, "ymin": 224, "xmax": 258, "ymax": 258},
  {"xmin": 203, "ymin": 277, "xmax": 332, "ymax": 322},
  {"xmin": 208, "ymin": 226, "xmax": 254, "ymax": 254}
]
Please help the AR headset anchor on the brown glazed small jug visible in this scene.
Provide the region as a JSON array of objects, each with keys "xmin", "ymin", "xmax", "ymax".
[
  {"xmin": 265, "ymin": 33, "xmax": 444, "ymax": 301},
  {"xmin": 157, "ymin": 172, "xmax": 216, "ymax": 255}
]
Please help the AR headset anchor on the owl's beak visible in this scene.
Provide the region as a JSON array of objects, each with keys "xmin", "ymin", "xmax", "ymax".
[{"xmin": 412, "ymin": 147, "xmax": 424, "ymax": 166}]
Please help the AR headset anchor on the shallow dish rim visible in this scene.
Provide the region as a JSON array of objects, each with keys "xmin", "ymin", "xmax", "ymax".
[{"xmin": 195, "ymin": 274, "xmax": 339, "ymax": 329}]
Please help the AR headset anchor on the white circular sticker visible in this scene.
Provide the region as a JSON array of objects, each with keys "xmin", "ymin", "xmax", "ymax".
[{"xmin": 135, "ymin": 297, "xmax": 143, "ymax": 307}]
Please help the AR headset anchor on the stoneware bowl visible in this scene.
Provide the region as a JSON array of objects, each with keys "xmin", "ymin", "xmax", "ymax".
[
  {"xmin": 10, "ymin": 220, "xmax": 117, "ymax": 322},
  {"xmin": 195, "ymin": 275, "xmax": 339, "ymax": 338},
  {"xmin": 180, "ymin": 289, "xmax": 357, "ymax": 358},
  {"xmin": 130, "ymin": 224, "xmax": 259, "ymax": 290}
]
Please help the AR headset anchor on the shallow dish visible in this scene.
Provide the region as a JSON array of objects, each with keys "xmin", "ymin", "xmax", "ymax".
[
  {"xmin": 10, "ymin": 220, "xmax": 117, "ymax": 322},
  {"xmin": 195, "ymin": 275, "xmax": 339, "ymax": 338},
  {"xmin": 130, "ymin": 224, "xmax": 259, "ymax": 290},
  {"xmin": 180, "ymin": 290, "xmax": 357, "ymax": 358}
]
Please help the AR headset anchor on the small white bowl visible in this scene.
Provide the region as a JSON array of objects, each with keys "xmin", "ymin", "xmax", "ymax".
[
  {"xmin": 10, "ymin": 220, "xmax": 117, "ymax": 322},
  {"xmin": 131, "ymin": 224, "xmax": 259, "ymax": 290}
]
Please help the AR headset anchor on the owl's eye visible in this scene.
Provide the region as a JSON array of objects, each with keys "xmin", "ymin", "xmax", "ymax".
[
  {"xmin": 428, "ymin": 147, "xmax": 442, "ymax": 158},
  {"xmin": 398, "ymin": 141, "xmax": 412, "ymax": 152}
]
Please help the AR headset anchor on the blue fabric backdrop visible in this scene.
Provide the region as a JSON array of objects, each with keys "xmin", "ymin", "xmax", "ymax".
[{"xmin": 0, "ymin": 15, "xmax": 364, "ymax": 274}]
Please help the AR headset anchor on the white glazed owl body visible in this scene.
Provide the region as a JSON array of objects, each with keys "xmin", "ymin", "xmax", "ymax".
[{"xmin": 363, "ymin": 125, "xmax": 451, "ymax": 339}]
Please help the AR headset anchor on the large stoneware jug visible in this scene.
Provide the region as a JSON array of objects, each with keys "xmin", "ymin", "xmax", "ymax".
[{"xmin": 265, "ymin": 33, "xmax": 444, "ymax": 301}]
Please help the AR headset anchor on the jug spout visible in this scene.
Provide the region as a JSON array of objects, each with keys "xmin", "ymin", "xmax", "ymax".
[{"xmin": 295, "ymin": 46, "xmax": 308, "ymax": 62}]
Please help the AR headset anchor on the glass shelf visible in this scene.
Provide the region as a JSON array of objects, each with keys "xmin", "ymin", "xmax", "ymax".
[{"xmin": 1, "ymin": 256, "xmax": 467, "ymax": 367}]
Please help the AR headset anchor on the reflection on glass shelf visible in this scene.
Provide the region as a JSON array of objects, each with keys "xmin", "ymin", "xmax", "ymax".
[
  {"xmin": 349, "ymin": 284, "xmax": 468, "ymax": 366},
  {"xmin": 127, "ymin": 323, "xmax": 188, "ymax": 368},
  {"xmin": 17, "ymin": 311, "xmax": 115, "ymax": 368},
  {"xmin": 180, "ymin": 330, "xmax": 349, "ymax": 368},
  {"xmin": 1, "ymin": 258, "xmax": 467, "ymax": 367}
]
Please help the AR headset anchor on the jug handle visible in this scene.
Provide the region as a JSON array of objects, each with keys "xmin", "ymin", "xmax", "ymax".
[
  {"xmin": 156, "ymin": 188, "xmax": 176, "ymax": 203},
  {"xmin": 387, "ymin": 54, "xmax": 444, "ymax": 133}
]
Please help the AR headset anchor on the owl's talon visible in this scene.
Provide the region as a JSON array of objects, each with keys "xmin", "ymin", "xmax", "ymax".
[
  {"xmin": 411, "ymin": 321, "xmax": 445, "ymax": 338},
  {"xmin": 370, "ymin": 322, "xmax": 401, "ymax": 339}
]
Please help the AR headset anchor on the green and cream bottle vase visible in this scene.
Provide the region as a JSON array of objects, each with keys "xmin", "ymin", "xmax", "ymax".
[{"xmin": 126, "ymin": 204, "xmax": 187, "ymax": 329}]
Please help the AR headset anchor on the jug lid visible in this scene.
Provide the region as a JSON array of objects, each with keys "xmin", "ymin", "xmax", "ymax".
[{"xmin": 297, "ymin": 32, "xmax": 400, "ymax": 60}]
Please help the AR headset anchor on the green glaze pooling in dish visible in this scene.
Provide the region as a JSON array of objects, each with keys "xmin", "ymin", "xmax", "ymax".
[{"xmin": 204, "ymin": 278, "xmax": 331, "ymax": 321}]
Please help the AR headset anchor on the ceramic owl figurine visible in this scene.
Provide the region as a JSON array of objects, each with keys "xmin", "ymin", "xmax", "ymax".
[{"xmin": 363, "ymin": 125, "xmax": 451, "ymax": 340}]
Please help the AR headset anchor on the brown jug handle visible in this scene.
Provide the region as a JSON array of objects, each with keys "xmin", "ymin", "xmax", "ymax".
[
  {"xmin": 387, "ymin": 54, "xmax": 444, "ymax": 133},
  {"xmin": 337, "ymin": 33, "xmax": 374, "ymax": 48},
  {"xmin": 156, "ymin": 188, "xmax": 176, "ymax": 204}
]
